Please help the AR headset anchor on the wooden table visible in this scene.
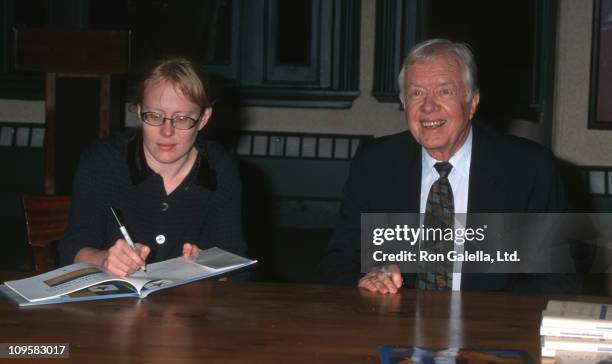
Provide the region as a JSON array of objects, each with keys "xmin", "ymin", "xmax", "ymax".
[{"xmin": 0, "ymin": 278, "xmax": 578, "ymax": 363}]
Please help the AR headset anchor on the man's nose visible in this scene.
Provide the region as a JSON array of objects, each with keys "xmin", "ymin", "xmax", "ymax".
[{"xmin": 421, "ymin": 94, "xmax": 438, "ymax": 113}]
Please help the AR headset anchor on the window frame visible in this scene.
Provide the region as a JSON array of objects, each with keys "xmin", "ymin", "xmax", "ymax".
[{"xmin": 0, "ymin": 0, "xmax": 361, "ymax": 109}]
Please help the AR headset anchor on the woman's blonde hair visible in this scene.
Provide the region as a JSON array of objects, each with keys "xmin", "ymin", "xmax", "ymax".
[{"xmin": 131, "ymin": 57, "xmax": 215, "ymax": 110}]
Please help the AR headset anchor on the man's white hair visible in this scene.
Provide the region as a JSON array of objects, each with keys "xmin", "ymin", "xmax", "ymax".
[{"xmin": 398, "ymin": 39, "xmax": 478, "ymax": 105}]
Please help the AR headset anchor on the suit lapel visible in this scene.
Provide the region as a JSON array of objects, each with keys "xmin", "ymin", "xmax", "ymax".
[
  {"xmin": 467, "ymin": 124, "xmax": 504, "ymax": 213},
  {"xmin": 392, "ymin": 132, "xmax": 421, "ymax": 213}
]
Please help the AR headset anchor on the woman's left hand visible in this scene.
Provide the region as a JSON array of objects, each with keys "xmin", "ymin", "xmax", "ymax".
[{"xmin": 182, "ymin": 242, "xmax": 201, "ymax": 258}]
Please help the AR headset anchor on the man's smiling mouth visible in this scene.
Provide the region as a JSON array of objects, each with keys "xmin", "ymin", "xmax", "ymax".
[{"xmin": 421, "ymin": 119, "xmax": 447, "ymax": 129}]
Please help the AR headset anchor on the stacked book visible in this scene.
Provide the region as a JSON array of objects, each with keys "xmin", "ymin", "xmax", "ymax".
[{"xmin": 541, "ymin": 300, "xmax": 612, "ymax": 358}]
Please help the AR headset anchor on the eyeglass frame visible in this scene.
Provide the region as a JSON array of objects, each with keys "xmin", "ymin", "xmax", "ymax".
[{"xmin": 139, "ymin": 108, "xmax": 205, "ymax": 130}]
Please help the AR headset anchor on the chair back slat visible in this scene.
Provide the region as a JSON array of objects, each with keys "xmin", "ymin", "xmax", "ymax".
[{"xmin": 22, "ymin": 194, "xmax": 71, "ymax": 272}]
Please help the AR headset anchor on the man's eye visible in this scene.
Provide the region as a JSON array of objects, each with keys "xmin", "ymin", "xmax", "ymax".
[
  {"xmin": 439, "ymin": 88, "xmax": 453, "ymax": 96},
  {"xmin": 148, "ymin": 113, "xmax": 162, "ymax": 120},
  {"xmin": 412, "ymin": 89, "xmax": 422, "ymax": 97}
]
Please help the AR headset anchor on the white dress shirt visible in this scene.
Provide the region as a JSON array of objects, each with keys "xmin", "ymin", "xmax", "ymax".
[{"xmin": 420, "ymin": 127, "xmax": 473, "ymax": 291}]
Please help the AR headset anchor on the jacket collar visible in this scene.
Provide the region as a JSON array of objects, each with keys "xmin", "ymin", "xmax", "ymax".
[{"xmin": 126, "ymin": 132, "xmax": 217, "ymax": 190}]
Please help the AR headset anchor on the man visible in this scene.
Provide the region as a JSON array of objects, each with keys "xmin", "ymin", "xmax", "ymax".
[{"xmin": 320, "ymin": 39, "xmax": 574, "ymax": 294}]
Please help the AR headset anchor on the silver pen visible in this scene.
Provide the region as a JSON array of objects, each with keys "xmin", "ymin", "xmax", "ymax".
[{"xmin": 110, "ymin": 207, "xmax": 147, "ymax": 272}]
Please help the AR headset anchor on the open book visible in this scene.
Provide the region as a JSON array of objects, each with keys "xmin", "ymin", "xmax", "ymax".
[{"xmin": 1, "ymin": 247, "xmax": 256, "ymax": 306}]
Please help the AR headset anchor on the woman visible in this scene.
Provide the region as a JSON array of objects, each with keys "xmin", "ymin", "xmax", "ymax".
[{"xmin": 58, "ymin": 57, "xmax": 244, "ymax": 277}]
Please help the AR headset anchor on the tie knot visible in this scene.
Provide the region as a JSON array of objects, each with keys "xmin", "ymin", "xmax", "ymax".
[{"xmin": 434, "ymin": 162, "xmax": 452, "ymax": 178}]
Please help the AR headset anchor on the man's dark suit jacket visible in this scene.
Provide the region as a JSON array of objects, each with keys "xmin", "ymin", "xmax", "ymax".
[{"xmin": 320, "ymin": 123, "xmax": 580, "ymax": 293}]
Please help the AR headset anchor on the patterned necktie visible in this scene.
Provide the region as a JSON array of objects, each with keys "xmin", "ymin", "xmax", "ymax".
[{"xmin": 417, "ymin": 162, "xmax": 454, "ymax": 290}]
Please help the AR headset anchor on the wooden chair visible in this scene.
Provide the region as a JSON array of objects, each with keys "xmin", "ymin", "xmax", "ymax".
[
  {"xmin": 13, "ymin": 27, "xmax": 131, "ymax": 194},
  {"xmin": 22, "ymin": 194, "xmax": 71, "ymax": 272}
]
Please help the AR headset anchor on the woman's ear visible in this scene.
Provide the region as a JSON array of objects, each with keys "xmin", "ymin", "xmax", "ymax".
[{"xmin": 198, "ymin": 107, "xmax": 213, "ymax": 131}]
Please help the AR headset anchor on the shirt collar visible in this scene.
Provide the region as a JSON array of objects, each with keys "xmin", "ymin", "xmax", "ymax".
[
  {"xmin": 421, "ymin": 126, "xmax": 473, "ymax": 176},
  {"xmin": 127, "ymin": 132, "xmax": 217, "ymax": 190}
]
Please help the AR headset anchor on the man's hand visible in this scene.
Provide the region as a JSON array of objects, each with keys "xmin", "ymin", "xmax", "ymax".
[
  {"xmin": 102, "ymin": 239, "xmax": 150, "ymax": 277},
  {"xmin": 182, "ymin": 242, "xmax": 201, "ymax": 258},
  {"xmin": 358, "ymin": 265, "xmax": 403, "ymax": 294}
]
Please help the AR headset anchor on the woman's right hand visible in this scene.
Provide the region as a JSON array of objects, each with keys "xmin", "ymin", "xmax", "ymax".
[{"xmin": 102, "ymin": 239, "xmax": 150, "ymax": 277}]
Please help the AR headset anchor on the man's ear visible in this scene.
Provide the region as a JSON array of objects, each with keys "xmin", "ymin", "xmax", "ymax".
[
  {"xmin": 198, "ymin": 107, "xmax": 213, "ymax": 131},
  {"xmin": 469, "ymin": 91, "xmax": 480, "ymax": 120}
]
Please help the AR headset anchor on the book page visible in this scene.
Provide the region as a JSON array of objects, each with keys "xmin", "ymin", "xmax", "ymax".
[
  {"xmin": 133, "ymin": 247, "xmax": 257, "ymax": 296},
  {"xmin": 193, "ymin": 247, "xmax": 255, "ymax": 269},
  {"xmin": 3, "ymin": 263, "xmax": 132, "ymax": 302},
  {"xmin": 128, "ymin": 257, "xmax": 213, "ymax": 294}
]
